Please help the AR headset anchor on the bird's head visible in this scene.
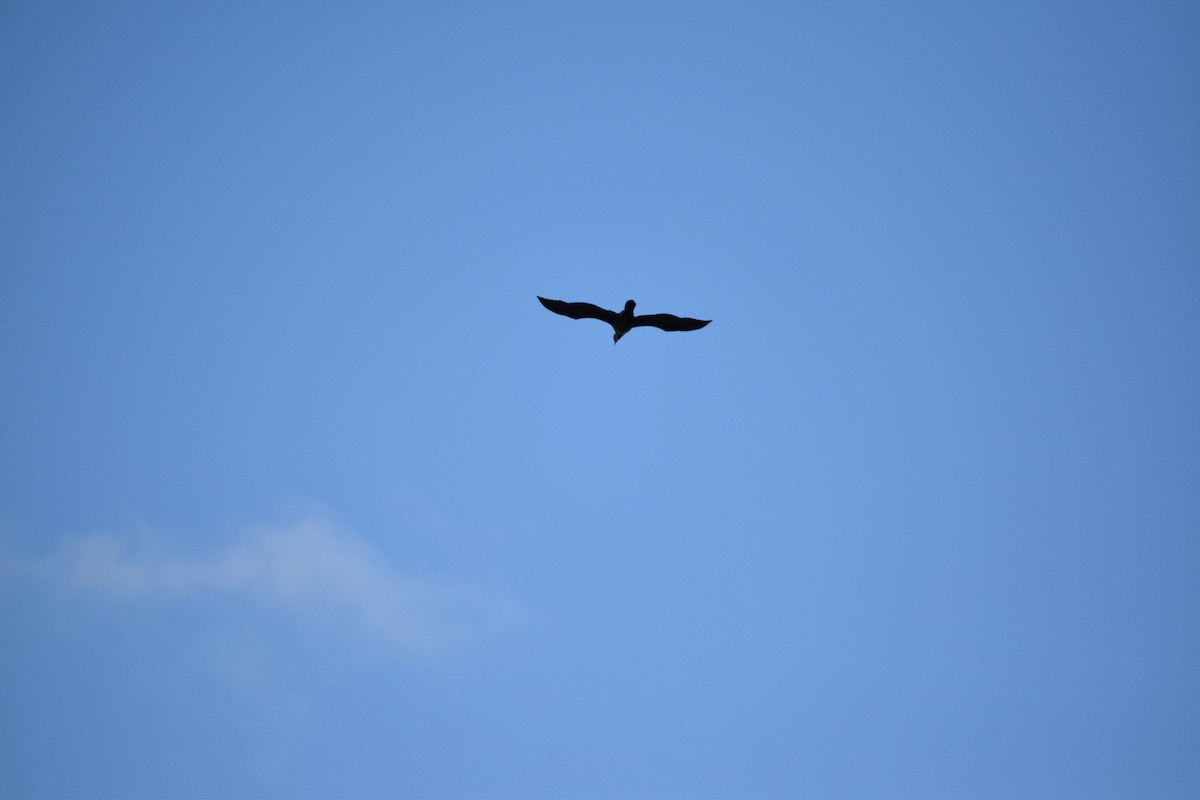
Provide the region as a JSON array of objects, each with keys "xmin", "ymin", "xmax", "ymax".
[{"xmin": 623, "ymin": 299, "xmax": 636, "ymax": 314}]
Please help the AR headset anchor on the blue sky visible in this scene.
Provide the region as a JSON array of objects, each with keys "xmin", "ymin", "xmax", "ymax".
[{"xmin": 2, "ymin": 2, "xmax": 1198, "ymax": 798}]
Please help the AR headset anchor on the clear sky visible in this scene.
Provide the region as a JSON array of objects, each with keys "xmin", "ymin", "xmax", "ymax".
[{"xmin": 2, "ymin": 2, "xmax": 1198, "ymax": 798}]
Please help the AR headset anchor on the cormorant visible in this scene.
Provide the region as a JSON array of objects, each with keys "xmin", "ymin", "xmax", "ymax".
[{"xmin": 537, "ymin": 296, "xmax": 711, "ymax": 344}]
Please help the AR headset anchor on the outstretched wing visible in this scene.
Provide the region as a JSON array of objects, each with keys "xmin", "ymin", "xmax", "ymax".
[
  {"xmin": 537, "ymin": 296, "xmax": 620, "ymax": 325},
  {"xmin": 631, "ymin": 313, "xmax": 711, "ymax": 332}
]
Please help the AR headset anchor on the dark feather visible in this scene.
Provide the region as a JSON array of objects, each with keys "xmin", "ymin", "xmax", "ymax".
[
  {"xmin": 631, "ymin": 313, "xmax": 711, "ymax": 332},
  {"xmin": 537, "ymin": 296, "xmax": 620, "ymax": 326}
]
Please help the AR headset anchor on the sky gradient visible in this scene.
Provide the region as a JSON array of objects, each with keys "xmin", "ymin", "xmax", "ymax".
[{"xmin": 2, "ymin": 2, "xmax": 1199, "ymax": 798}]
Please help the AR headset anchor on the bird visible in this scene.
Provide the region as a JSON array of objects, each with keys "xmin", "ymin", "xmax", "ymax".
[{"xmin": 537, "ymin": 296, "xmax": 711, "ymax": 344}]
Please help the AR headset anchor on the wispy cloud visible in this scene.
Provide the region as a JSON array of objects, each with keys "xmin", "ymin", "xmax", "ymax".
[
  {"xmin": 2, "ymin": 513, "xmax": 525, "ymax": 786},
  {"xmin": 5, "ymin": 516, "xmax": 523, "ymax": 656}
]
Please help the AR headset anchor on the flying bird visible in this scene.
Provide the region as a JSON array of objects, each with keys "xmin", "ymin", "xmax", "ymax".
[{"xmin": 537, "ymin": 296, "xmax": 711, "ymax": 344}]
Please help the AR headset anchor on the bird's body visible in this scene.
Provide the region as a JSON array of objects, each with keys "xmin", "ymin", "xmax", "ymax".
[{"xmin": 537, "ymin": 296, "xmax": 711, "ymax": 344}]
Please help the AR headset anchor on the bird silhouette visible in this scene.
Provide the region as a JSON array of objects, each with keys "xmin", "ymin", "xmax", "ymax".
[{"xmin": 537, "ymin": 296, "xmax": 711, "ymax": 344}]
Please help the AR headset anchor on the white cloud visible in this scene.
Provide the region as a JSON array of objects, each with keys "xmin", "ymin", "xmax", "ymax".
[
  {"xmin": 0, "ymin": 514, "xmax": 528, "ymax": 788},
  {"xmin": 9, "ymin": 516, "xmax": 523, "ymax": 656}
]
